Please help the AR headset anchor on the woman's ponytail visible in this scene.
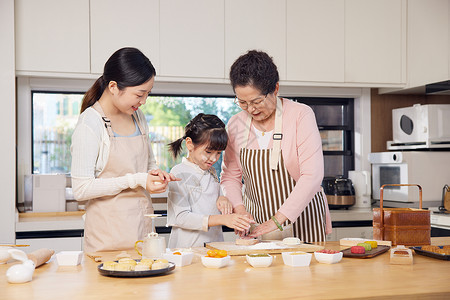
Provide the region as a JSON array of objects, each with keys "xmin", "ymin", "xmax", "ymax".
[
  {"xmin": 80, "ymin": 76, "xmax": 105, "ymax": 113},
  {"xmin": 168, "ymin": 137, "xmax": 185, "ymax": 159}
]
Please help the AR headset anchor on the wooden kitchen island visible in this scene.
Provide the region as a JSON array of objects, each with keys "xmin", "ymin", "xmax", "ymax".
[{"xmin": 1, "ymin": 238, "xmax": 450, "ymax": 299}]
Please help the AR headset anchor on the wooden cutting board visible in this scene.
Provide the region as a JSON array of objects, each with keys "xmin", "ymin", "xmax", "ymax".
[{"xmin": 205, "ymin": 241, "xmax": 324, "ymax": 256}]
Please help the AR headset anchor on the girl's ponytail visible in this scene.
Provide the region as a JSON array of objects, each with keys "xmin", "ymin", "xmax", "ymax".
[
  {"xmin": 168, "ymin": 137, "xmax": 185, "ymax": 159},
  {"xmin": 80, "ymin": 76, "xmax": 105, "ymax": 113}
]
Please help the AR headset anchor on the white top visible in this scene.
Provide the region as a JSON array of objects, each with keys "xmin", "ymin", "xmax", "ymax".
[
  {"xmin": 167, "ymin": 158, "xmax": 224, "ymax": 248},
  {"xmin": 252, "ymin": 127, "xmax": 273, "ymax": 149},
  {"xmin": 70, "ymin": 106, "xmax": 158, "ymax": 201}
]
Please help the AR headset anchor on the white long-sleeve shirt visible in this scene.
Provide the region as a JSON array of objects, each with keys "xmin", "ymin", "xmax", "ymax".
[
  {"xmin": 70, "ymin": 106, "xmax": 157, "ymax": 201},
  {"xmin": 167, "ymin": 158, "xmax": 224, "ymax": 248}
]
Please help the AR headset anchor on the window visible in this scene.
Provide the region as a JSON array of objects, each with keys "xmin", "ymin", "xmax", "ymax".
[
  {"xmin": 31, "ymin": 92, "xmax": 353, "ymax": 178},
  {"xmin": 292, "ymin": 97, "xmax": 354, "ymax": 178}
]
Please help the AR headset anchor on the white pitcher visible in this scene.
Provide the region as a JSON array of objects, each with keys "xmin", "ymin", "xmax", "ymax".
[
  {"xmin": 135, "ymin": 233, "xmax": 166, "ymax": 260},
  {"xmin": 348, "ymin": 170, "xmax": 372, "ymax": 208}
]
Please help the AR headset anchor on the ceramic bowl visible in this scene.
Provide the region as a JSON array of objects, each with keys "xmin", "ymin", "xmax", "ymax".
[
  {"xmin": 56, "ymin": 251, "xmax": 83, "ymax": 266},
  {"xmin": 246, "ymin": 254, "xmax": 273, "ymax": 268},
  {"xmin": 0, "ymin": 246, "xmax": 13, "ymax": 264},
  {"xmin": 163, "ymin": 251, "xmax": 194, "ymax": 267},
  {"xmin": 282, "ymin": 251, "xmax": 312, "ymax": 267},
  {"xmin": 201, "ymin": 255, "xmax": 230, "ymax": 269},
  {"xmin": 314, "ymin": 251, "xmax": 343, "ymax": 264}
]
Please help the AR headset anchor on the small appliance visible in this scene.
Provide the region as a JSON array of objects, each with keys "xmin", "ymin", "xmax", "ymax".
[{"xmin": 322, "ymin": 176, "xmax": 355, "ymax": 209}]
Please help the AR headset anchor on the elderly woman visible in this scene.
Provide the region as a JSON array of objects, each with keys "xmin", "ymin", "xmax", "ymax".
[{"xmin": 221, "ymin": 50, "xmax": 332, "ymax": 242}]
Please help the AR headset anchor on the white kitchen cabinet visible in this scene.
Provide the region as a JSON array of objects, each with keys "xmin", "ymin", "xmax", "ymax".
[
  {"xmin": 406, "ymin": 0, "xmax": 449, "ymax": 87},
  {"xmin": 90, "ymin": 0, "xmax": 160, "ymax": 75},
  {"xmin": 15, "ymin": 0, "xmax": 90, "ymax": 73},
  {"xmin": 225, "ymin": 0, "xmax": 286, "ymax": 80},
  {"xmin": 287, "ymin": 0, "xmax": 345, "ymax": 83},
  {"xmin": 159, "ymin": 0, "xmax": 225, "ymax": 78},
  {"xmin": 345, "ymin": 0, "xmax": 406, "ymax": 85},
  {"xmin": 16, "ymin": 237, "xmax": 83, "ymax": 253},
  {"xmin": 333, "ymin": 227, "xmax": 374, "ymax": 240}
]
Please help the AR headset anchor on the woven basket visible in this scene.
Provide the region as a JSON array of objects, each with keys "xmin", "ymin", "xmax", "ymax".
[{"xmin": 373, "ymin": 184, "xmax": 430, "ymax": 246}]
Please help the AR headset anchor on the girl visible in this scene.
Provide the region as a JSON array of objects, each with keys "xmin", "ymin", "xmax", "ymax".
[
  {"xmin": 71, "ymin": 47, "xmax": 179, "ymax": 253},
  {"xmin": 167, "ymin": 113, "xmax": 254, "ymax": 248}
]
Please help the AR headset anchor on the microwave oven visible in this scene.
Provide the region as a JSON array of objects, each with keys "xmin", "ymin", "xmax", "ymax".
[
  {"xmin": 369, "ymin": 151, "xmax": 450, "ymax": 205},
  {"xmin": 392, "ymin": 104, "xmax": 450, "ymax": 146}
]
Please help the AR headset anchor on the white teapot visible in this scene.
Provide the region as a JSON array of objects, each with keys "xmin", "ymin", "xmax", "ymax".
[{"xmin": 135, "ymin": 232, "xmax": 166, "ymax": 260}]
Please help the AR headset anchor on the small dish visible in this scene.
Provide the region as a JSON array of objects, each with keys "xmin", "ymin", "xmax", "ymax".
[
  {"xmin": 56, "ymin": 251, "xmax": 83, "ymax": 266},
  {"xmin": 246, "ymin": 254, "xmax": 273, "ymax": 268},
  {"xmin": 163, "ymin": 251, "xmax": 194, "ymax": 267},
  {"xmin": 282, "ymin": 251, "xmax": 312, "ymax": 267},
  {"xmin": 282, "ymin": 237, "xmax": 301, "ymax": 246},
  {"xmin": 314, "ymin": 251, "xmax": 343, "ymax": 264},
  {"xmin": 201, "ymin": 255, "xmax": 230, "ymax": 269}
]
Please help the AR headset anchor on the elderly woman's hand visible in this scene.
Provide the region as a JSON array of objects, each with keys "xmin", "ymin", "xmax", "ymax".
[{"xmin": 247, "ymin": 212, "xmax": 288, "ymax": 238}]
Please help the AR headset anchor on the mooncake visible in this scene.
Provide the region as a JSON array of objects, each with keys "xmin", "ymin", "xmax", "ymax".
[
  {"xmin": 357, "ymin": 242, "xmax": 372, "ymax": 251},
  {"xmin": 364, "ymin": 241, "xmax": 378, "ymax": 249},
  {"xmin": 134, "ymin": 263, "xmax": 150, "ymax": 271},
  {"xmin": 351, "ymin": 246, "xmax": 365, "ymax": 254},
  {"xmin": 102, "ymin": 261, "xmax": 118, "ymax": 271}
]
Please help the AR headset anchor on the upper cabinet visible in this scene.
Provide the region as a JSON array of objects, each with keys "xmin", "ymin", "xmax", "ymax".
[
  {"xmin": 345, "ymin": 0, "xmax": 405, "ymax": 85},
  {"xmin": 15, "ymin": 0, "xmax": 90, "ymax": 73},
  {"xmin": 15, "ymin": 0, "xmax": 423, "ymax": 88},
  {"xmin": 225, "ymin": 0, "xmax": 287, "ymax": 80},
  {"xmin": 287, "ymin": 0, "xmax": 345, "ymax": 83},
  {"xmin": 90, "ymin": 0, "xmax": 160, "ymax": 75},
  {"xmin": 159, "ymin": 0, "xmax": 225, "ymax": 78},
  {"xmin": 407, "ymin": 0, "xmax": 449, "ymax": 87}
]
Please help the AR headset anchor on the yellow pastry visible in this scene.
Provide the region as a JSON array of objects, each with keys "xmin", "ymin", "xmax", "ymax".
[
  {"xmin": 154, "ymin": 259, "xmax": 169, "ymax": 264},
  {"xmin": 102, "ymin": 261, "xmax": 118, "ymax": 271},
  {"xmin": 115, "ymin": 263, "xmax": 135, "ymax": 271},
  {"xmin": 140, "ymin": 258, "xmax": 154, "ymax": 266},
  {"xmin": 364, "ymin": 241, "xmax": 378, "ymax": 249},
  {"xmin": 151, "ymin": 261, "xmax": 169, "ymax": 270},
  {"xmin": 118, "ymin": 258, "xmax": 137, "ymax": 266},
  {"xmin": 134, "ymin": 263, "xmax": 150, "ymax": 271}
]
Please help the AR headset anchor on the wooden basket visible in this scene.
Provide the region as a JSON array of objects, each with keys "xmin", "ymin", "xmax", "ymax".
[{"xmin": 373, "ymin": 184, "xmax": 430, "ymax": 246}]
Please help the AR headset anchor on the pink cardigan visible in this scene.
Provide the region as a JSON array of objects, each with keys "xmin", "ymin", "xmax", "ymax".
[{"xmin": 221, "ymin": 99, "xmax": 332, "ymax": 234}]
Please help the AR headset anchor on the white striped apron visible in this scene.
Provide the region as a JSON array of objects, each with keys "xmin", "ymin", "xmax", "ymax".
[{"xmin": 240, "ymin": 97, "xmax": 327, "ymax": 242}]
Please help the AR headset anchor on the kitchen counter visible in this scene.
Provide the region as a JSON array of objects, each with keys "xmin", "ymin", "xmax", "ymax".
[{"xmin": 1, "ymin": 238, "xmax": 450, "ymax": 299}]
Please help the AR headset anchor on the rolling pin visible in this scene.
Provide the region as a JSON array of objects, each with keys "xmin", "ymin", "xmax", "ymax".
[{"xmin": 27, "ymin": 248, "xmax": 55, "ymax": 267}]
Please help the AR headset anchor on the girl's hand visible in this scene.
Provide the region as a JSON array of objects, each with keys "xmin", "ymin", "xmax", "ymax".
[
  {"xmin": 216, "ymin": 196, "xmax": 232, "ymax": 215},
  {"xmin": 232, "ymin": 205, "xmax": 254, "ymax": 236},
  {"xmin": 145, "ymin": 174, "xmax": 168, "ymax": 194},
  {"xmin": 221, "ymin": 214, "xmax": 255, "ymax": 232},
  {"xmin": 149, "ymin": 169, "xmax": 181, "ymax": 182}
]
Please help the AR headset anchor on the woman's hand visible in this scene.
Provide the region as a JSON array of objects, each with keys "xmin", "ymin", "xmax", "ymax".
[
  {"xmin": 145, "ymin": 174, "xmax": 168, "ymax": 194},
  {"xmin": 149, "ymin": 169, "xmax": 181, "ymax": 182},
  {"xmin": 216, "ymin": 196, "xmax": 233, "ymax": 215},
  {"xmin": 247, "ymin": 212, "xmax": 287, "ymax": 238}
]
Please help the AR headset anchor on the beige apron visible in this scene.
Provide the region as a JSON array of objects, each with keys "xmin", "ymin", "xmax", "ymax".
[
  {"xmin": 240, "ymin": 97, "xmax": 327, "ymax": 243},
  {"xmin": 83, "ymin": 102, "xmax": 153, "ymax": 252}
]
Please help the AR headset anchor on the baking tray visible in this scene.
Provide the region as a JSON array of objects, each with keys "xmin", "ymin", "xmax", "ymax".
[
  {"xmin": 410, "ymin": 246, "xmax": 450, "ymax": 261},
  {"xmin": 342, "ymin": 245, "xmax": 390, "ymax": 259},
  {"xmin": 97, "ymin": 260, "xmax": 175, "ymax": 278}
]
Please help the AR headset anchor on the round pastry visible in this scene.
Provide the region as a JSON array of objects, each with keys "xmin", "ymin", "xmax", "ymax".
[
  {"xmin": 118, "ymin": 258, "xmax": 137, "ymax": 266},
  {"xmin": 139, "ymin": 258, "xmax": 154, "ymax": 267},
  {"xmin": 351, "ymin": 246, "xmax": 366, "ymax": 254},
  {"xmin": 134, "ymin": 263, "xmax": 150, "ymax": 271},
  {"xmin": 152, "ymin": 261, "xmax": 169, "ymax": 270},
  {"xmin": 102, "ymin": 261, "xmax": 118, "ymax": 271},
  {"xmin": 115, "ymin": 263, "xmax": 135, "ymax": 271},
  {"xmin": 357, "ymin": 242, "xmax": 372, "ymax": 252},
  {"xmin": 364, "ymin": 241, "xmax": 378, "ymax": 249}
]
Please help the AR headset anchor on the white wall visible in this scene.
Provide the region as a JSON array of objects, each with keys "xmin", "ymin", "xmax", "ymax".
[{"xmin": 0, "ymin": 0, "xmax": 16, "ymax": 244}]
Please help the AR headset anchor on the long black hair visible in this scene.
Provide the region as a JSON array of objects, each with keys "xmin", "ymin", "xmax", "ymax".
[
  {"xmin": 168, "ymin": 113, "xmax": 228, "ymax": 159},
  {"xmin": 80, "ymin": 47, "xmax": 156, "ymax": 113},
  {"xmin": 229, "ymin": 50, "xmax": 279, "ymax": 95}
]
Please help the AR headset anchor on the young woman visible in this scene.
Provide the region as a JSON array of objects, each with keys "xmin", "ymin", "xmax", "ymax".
[
  {"xmin": 71, "ymin": 47, "xmax": 179, "ymax": 253},
  {"xmin": 167, "ymin": 113, "xmax": 253, "ymax": 248}
]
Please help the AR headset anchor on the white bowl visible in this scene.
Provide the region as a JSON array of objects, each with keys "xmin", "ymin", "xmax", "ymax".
[
  {"xmin": 282, "ymin": 251, "xmax": 312, "ymax": 267},
  {"xmin": 163, "ymin": 251, "xmax": 194, "ymax": 267},
  {"xmin": 314, "ymin": 251, "xmax": 343, "ymax": 264},
  {"xmin": 56, "ymin": 251, "xmax": 83, "ymax": 266},
  {"xmin": 201, "ymin": 255, "xmax": 230, "ymax": 269},
  {"xmin": 246, "ymin": 254, "xmax": 273, "ymax": 268},
  {"xmin": 0, "ymin": 246, "xmax": 13, "ymax": 264}
]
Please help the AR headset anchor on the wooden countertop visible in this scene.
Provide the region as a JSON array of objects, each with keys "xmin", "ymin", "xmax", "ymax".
[{"xmin": 2, "ymin": 238, "xmax": 450, "ymax": 299}]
